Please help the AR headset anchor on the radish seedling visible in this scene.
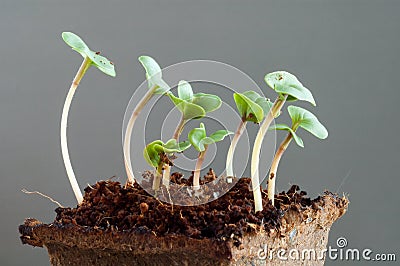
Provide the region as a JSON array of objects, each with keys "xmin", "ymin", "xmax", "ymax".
[
  {"xmin": 143, "ymin": 139, "xmax": 191, "ymax": 191},
  {"xmin": 251, "ymin": 71, "xmax": 315, "ymax": 212},
  {"xmin": 225, "ymin": 91, "xmax": 272, "ymax": 177},
  {"xmin": 123, "ymin": 56, "xmax": 170, "ymax": 184},
  {"xmin": 188, "ymin": 123, "xmax": 233, "ymax": 190},
  {"xmin": 61, "ymin": 32, "xmax": 115, "ymax": 204},
  {"xmin": 268, "ymin": 106, "xmax": 328, "ymax": 205},
  {"xmin": 163, "ymin": 80, "xmax": 222, "ymax": 187}
]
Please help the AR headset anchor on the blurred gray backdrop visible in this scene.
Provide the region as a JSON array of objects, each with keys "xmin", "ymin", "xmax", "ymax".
[{"xmin": 1, "ymin": 0, "xmax": 399, "ymax": 265}]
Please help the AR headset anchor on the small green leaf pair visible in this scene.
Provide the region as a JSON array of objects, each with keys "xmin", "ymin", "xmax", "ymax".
[
  {"xmin": 270, "ymin": 106, "xmax": 328, "ymax": 148},
  {"xmin": 233, "ymin": 91, "xmax": 273, "ymax": 123},
  {"xmin": 62, "ymin": 32, "xmax": 116, "ymax": 77},
  {"xmin": 169, "ymin": 81, "xmax": 222, "ymax": 121},
  {"xmin": 143, "ymin": 139, "xmax": 191, "ymax": 168},
  {"xmin": 188, "ymin": 123, "xmax": 232, "ymax": 152}
]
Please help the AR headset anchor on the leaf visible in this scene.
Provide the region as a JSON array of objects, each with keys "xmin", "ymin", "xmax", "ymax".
[
  {"xmin": 191, "ymin": 93, "xmax": 222, "ymax": 113},
  {"xmin": 168, "ymin": 93, "xmax": 206, "ymax": 120},
  {"xmin": 138, "ymin": 55, "xmax": 170, "ymax": 94},
  {"xmin": 177, "ymin": 80, "xmax": 193, "ymax": 101},
  {"xmin": 233, "ymin": 91, "xmax": 270, "ymax": 123},
  {"xmin": 287, "ymin": 106, "xmax": 328, "ymax": 139},
  {"xmin": 62, "ymin": 32, "xmax": 116, "ymax": 77},
  {"xmin": 188, "ymin": 123, "xmax": 207, "ymax": 152},
  {"xmin": 208, "ymin": 130, "xmax": 233, "ymax": 142},
  {"xmin": 265, "ymin": 71, "xmax": 315, "ymax": 106},
  {"xmin": 188, "ymin": 124, "xmax": 233, "ymax": 152},
  {"xmin": 143, "ymin": 139, "xmax": 191, "ymax": 168},
  {"xmin": 163, "ymin": 139, "xmax": 191, "ymax": 153},
  {"xmin": 143, "ymin": 140, "xmax": 164, "ymax": 167},
  {"xmin": 269, "ymin": 124, "xmax": 304, "ymax": 147}
]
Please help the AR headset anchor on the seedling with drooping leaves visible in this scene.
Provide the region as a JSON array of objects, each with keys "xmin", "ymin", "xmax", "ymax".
[
  {"xmin": 123, "ymin": 56, "xmax": 170, "ymax": 184},
  {"xmin": 225, "ymin": 91, "xmax": 272, "ymax": 177},
  {"xmin": 61, "ymin": 32, "xmax": 115, "ymax": 204},
  {"xmin": 188, "ymin": 123, "xmax": 233, "ymax": 190},
  {"xmin": 268, "ymin": 106, "xmax": 328, "ymax": 205},
  {"xmin": 251, "ymin": 71, "xmax": 316, "ymax": 212},
  {"xmin": 143, "ymin": 139, "xmax": 191, "ymax": 192},
  {"xmin": 162, "ymin": 80, "xmax": 222, "ymax": 187}
]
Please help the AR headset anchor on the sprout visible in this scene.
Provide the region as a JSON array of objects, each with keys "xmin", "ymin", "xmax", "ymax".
[
  {"xmin": 61, "ymin": 32, "xmax": 115, "ymax": 204},
  {"xmin": 268, "ymin": 106, "xmax": 328, "ymax": 205},
  {"xmin": 188, "ymin": 123, "xmax": 233, "ymax": 189},
  {"xmin": 162, "ymin": 80, "xmax": 222, "ymax": 188},
  {"xmin": 168, "ymin": 80, "xmax": 222, "ymax": 140},
  {"xmin": 143, "ymin": 139, "xmax": 191, "ymax": 192},
  {"xmin": 225, "ymin": 91, "xmax": 272, "ymax": 177},
  {"xmin": 123, "ymin": 56, "xmax": 170, "ymax": 184},
  {"xmin": 251, "ymin": 71, "xmax": 315, "ymax": 212}
]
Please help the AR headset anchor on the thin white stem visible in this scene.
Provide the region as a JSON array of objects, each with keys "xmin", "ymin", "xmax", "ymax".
[
  {"xmin": 123, "ymin": 86, "xmax": 158, "ymax": 184},
  {"xmin": 61, "ymin": 57, "xmax": 91, "ymax": 204},
  {"xmin": 162, "ymin": 163, "xmax": 171, "ymax": 188},
  {"xmin": 250, "ymin": 95, "xmax": 287, "ymax": 212},
  {"xmin": 152, "ymin": 165, "xmax": 163, "ymax": 191},
  {"xmin": 193, "ymin": 147, "xmax": 207, "ymax": 190},
  {"xmin": 226, "ymin": 119, "xmax": 247, "ymax": 177},
  {"xmin": 267, "ymin": 133, "xmax": 292, "ymax": 205}
]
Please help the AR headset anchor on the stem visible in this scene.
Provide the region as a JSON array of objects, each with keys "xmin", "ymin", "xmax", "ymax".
[
  {"xmin": 162, "ymin": 115, "xmax": 186, "ymax": 189},
  {"xmin": 152, "ymin": 161, "xmax": 163, "ymax": 191},
  {"xmin": 61, "ymin": 57, "xmax": 91, "ymax": 204},
  {"xmin": 268, "ymin": 132, "xmax": 293, "ymax": 205},
  {"xmin": 123, "ymin": 85, "xmax": 158, "ymax": 184},
  {"xmin": 193, "ymin": 146, "xmax": 208, "ymax": 190},
  {"xmin": 172, "ymin": 116, "xmax": 185, "ymax": 140},
  {"xmin": 225, "ymin": 119, "xmax": 247, "ymax": 177},
  {"xmin": 162, "ymin": 163, "xmax": 171, "ymax": 188},
  {"xmin": 250, "ymin": 95, "xmax": 288, "ymax": 212}
]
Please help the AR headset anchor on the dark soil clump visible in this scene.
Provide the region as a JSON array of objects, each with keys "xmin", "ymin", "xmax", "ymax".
[{"xmin": 53, "ymin": 170, "xmax": 331, "ymax": 246}]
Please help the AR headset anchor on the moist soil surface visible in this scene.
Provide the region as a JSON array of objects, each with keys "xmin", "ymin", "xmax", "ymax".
[{"xmin": 47, "ymin": 170, "xmax": 337, "ymax": 247}]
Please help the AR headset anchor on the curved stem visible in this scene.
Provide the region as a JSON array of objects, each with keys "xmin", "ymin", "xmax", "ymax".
[
  {"xmin": 267, "ymin": 132, "xmax": 293, "ymax": 205},
  {"xmin": 61, "ymin": 57, "xmax": 91, "ymax": 204},
  {"xmin": 193, "ymin": 147, "xmax": 207, "ymax": 190},
  {"xmin": 123, "ymin": 86, "xmax": 158, "ymax": 184},
  {"xmin": 172, "ymin": 116, "xmax": 185, "ymax": 141},
  {"xmin": 225, "ymin": 119, "xmax": 247, "ymax": 177},
  {"xmin": 250, "ymin": 95, "xmax": 288, "ymax": 212}
]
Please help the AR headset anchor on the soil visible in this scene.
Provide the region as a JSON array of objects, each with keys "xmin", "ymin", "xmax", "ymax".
[{"xmin": 21, "ymin": 170, "xmax": 345, "ymax": 248}]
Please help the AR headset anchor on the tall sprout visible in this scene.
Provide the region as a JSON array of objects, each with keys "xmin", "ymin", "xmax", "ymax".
[
  {"xmin": 123, "ymin": 56, "xmax": 170, "ymax": 184},
  {"xmin": 251, "ymin": 71, "xmax": 316, "ymax": 212},
  {"xmin": 225, "ymin": 91, "xmax": 272, "ymax": 177},
  {"xmin": 268, "ymin": 106, "xmax": 328, "ymax": 205},
  {"xmin": 61, "ymin": 32, "xmax": 115, "ymax": 204}
]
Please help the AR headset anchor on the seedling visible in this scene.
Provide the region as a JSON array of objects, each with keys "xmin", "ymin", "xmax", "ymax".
[
  {"xmin": 61, "ymin": 32, "xmax": 115, "ymax": 204},
  {"xmin": 143, "ymin": 139, "xmax": 191, "ymax": 191},
  {"xmin": 251, "ymin": 71, "xmax": 315, "ymax": 212},
  {"xmin": 168, "ymin": 80, "xmax": 222, "ymax": 140},
  {"xmin": 123, "ymin": 56, "xmax": 170, "ymax": 184},
  {"xmin": 188, "ymin": 123, "xmax": 233, "ymax": 189},
  {"xmin": 225, "ymin": 91, "xmax": 272, "ymax": 177},
  {"xmin": 163, "ymin": 80, "xmax": 222, "ymax": 186},
  {"xmin": 268, "ymin": 106, "xmax": 328, "ymax": 205}
]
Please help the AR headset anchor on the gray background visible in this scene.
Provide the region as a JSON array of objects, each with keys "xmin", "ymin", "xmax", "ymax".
[{"xmin": 1, "ymin": 0, "xmax": 399, "ymax": 265}]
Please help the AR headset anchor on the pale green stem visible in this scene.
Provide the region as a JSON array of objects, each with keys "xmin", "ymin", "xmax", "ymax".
[
  {"xmin": 173, "ymin": 116, "xmax": 186, "ymax": 141},
  {"xmin": 61, "ymin": 56, "xmax": 91, "ymax": 204},
  {"xmin": 267, "ymin": 132, "xmax": 293, "ymax": 205},
  {"xmin": 123, "ymin": 86, "xmax": 158, "ymax": 184},
  {"xmin": 225, "ymin": 119, "xmax": 247, "ymax": 177},
  {"xmin": 193, "ymin": 146, "xmax": 208, "ymax": 190},
  {"xmin": 152, "ymin": 160, "xmax": 163, "ymax": 191},
  {"xmin": 250, "ymin": 95, "xmax": 288, "ymax": 212}
]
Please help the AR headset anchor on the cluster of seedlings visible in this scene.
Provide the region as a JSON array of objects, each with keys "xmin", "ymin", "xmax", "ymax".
[{"xmin": 61, "ymin": 32, "xmax": 327, "ymax": 213}]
